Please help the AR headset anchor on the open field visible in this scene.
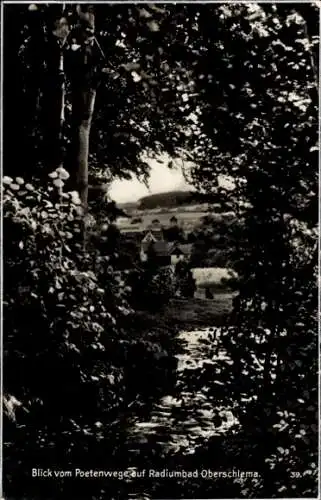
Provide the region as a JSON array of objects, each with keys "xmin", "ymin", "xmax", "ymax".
[
  {"xmin": 117, "ymin": 206, "xmax": 237, "ymax": 234},
  {"xmin": 117, "ymin": 209, "xmax": 209, "ymax": 232},
  {"xmin": 135, "ymin": 294, "xmax": 234, "ymax": 330},
  {"xmin": 192, "ymin": 267, "xmax": 237, "ymax": 287},
  {"xmin": 160, "ymin": 294, "xmax": 235, "ymax": 328}
]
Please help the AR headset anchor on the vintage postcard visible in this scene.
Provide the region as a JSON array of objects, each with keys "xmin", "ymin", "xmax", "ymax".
[{"xmin": 1, "ymin": 2, "xmax": 319, "ymax": 499}]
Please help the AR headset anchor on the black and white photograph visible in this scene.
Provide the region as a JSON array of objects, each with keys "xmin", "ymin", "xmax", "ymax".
[{"xmin": 1, "ymin": 2, "xmax": 319, "ymax": 499}]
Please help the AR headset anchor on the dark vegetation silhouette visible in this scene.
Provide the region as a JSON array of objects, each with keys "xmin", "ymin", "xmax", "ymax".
[{"xmin": 138, "ymin": 190, "xmax": 198, "ymax": 209}]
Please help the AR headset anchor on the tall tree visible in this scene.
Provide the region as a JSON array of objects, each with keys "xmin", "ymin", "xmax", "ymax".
[
  {"xmin": 4, "ymin": 4, "xmax": 195, "ymax": 190},
  {"xmin": 184, "ymin": 4, "xmax": 318, "ymax": 496},
  {"xmin": 65, "ymin": 5, "xmax": 101, "ymax": 209}
]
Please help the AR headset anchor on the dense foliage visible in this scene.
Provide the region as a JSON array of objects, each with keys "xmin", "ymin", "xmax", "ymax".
[
  {"xmin": 127, "ymin": 265, "xmax": 176, "ymax": 312},
  {"xmin": 3, "ymin": 4, "xmax": 198, "ymax": 185},
  {"xmin": 3, "ymin": 170, "xmax": 178, "ymax": 498},
  {"xmin": 183, "ymin": 4, "xmax": 319, "ymax": 497},
  {"xmin": 174, "ymin": 261, "xmax": 197, "ymax": 298},
  {"xmin": 190, "ymin": 214, "xmax": 243, "ymax": 268}
]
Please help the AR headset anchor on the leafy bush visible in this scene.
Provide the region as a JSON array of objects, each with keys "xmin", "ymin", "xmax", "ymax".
[
  {"xmin": 127, "ymin": 266, "xmax": 176, "ymax": 311},
  {"xmin": 4, "ymin": 168, "xmax": 126, "ymax": 444},
  {"xmin": 174, "ymin": 261, "xmax": 196, "ymax": 298},
  {"xmin": 131, "ymin": 217, "xmax": 142, "ymax": 224},
  {"xmin": 191, "ymin": 216, "xmax": 244, "ymax": 268},
  {"xmin": 188, "ymin": 4, "xmax": 318, "ymax": 497},
  {"xmin": 3, "ymin": 169, "xmax": 177, "ymax": 497}
]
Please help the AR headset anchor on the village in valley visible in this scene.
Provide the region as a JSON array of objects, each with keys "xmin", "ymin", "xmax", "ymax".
[
  {"xmin": 120, "ymin": 215, "xmax": 193, "ymax": 266},
  {"xmin": 110, "ymin": 193, "xmax": 234, "ymax": 302}
]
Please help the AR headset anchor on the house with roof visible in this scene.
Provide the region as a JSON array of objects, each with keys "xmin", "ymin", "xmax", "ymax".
[
  {"xmin": 168, "ymin": 243, "xmax": 193, "ymax": 265},
  {"xmin": 140, "ymin": 229, "xmax": 164, "ymax": 262},
  {"xmin": 119, "ymin": 214, "xmax": 192, "ymax": 267},
  {"xmin": 140, "ymin": 231, "xmax": 192, "ymax": 266}
]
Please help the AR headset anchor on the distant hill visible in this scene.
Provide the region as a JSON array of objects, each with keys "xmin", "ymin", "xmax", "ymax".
[
  {"xmin": 138, "ymin": 190, "xmax": 204, "ymax": 209},
  {"xmin": 118, "ymin": 201, "xmax": 139, "ymax": 211}
]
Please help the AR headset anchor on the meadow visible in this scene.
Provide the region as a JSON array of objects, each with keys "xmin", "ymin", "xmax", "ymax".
[
  {"xmin": 192, "ymin": 267, "xmax": 237, "ymax": 288},
  {"xmin": 117, "ymin": 208, "xmax": 209, "ymax": 232}
]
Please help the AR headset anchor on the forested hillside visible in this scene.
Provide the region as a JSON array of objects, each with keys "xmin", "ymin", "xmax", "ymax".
[{"xmin": 138, "ymin": 190, "xmax": 198, "ymax": 209}]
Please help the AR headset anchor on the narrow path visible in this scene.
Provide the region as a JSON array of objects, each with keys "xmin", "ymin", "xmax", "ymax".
[{"xmin": 126, "ymin": 326, "xmax": 239, "ymax": 457}]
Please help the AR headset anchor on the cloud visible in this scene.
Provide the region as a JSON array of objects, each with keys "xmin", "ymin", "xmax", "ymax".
[
  {"xmin": 109, "ymin": 159, "xmax": 190, "ymax": 202},
  {"xmin": 108, "ymin": 157, "xmax": 235, "ymax": 203}
]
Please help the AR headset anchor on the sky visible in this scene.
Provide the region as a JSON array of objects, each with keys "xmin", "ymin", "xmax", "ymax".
[{"xmin": 108, "ymin": 159, "xmax": 191, "ymax": 203}]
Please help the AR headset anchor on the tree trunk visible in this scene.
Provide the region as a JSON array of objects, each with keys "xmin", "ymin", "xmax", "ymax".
[
  {"xmin": 71, "ymin": 87, "xmax": 96, "ymax": 210},
  {"xmin": 67, "ymin": 4, "xmax": 98, "ymax": 215},
  {"xmin": 43, "ymin": 7, "xmax": 68, "ymax": 172}
]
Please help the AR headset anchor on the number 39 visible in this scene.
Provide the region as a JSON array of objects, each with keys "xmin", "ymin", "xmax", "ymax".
[{"xmin": 290, "ymin": 472, "xmax": 302, "ymax": 478}]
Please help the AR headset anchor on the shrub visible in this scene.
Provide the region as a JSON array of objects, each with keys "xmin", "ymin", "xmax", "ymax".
[
  {"xmin": 127, "ymin": 266, "xmax": 176, "ymax": 311},
  {"xmin": 174, "ymin": 261, "xmax": 196, "ymax": 298},
  {"xmin": 4, "ymin": 169, "xmax": 130, "ymax": 459},
  {"xmin": 3, "ymin": 169, "xmax": 176, "ymax": 498}
]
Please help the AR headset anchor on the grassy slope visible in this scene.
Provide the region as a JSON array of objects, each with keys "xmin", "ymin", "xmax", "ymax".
[
  {"xmin": 162, "ymin": 294, "xmax": 234, "ymax": 328},
  {"xmin": 136, "ymin": 293, "xmax": 235, "ymax": 332}
]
